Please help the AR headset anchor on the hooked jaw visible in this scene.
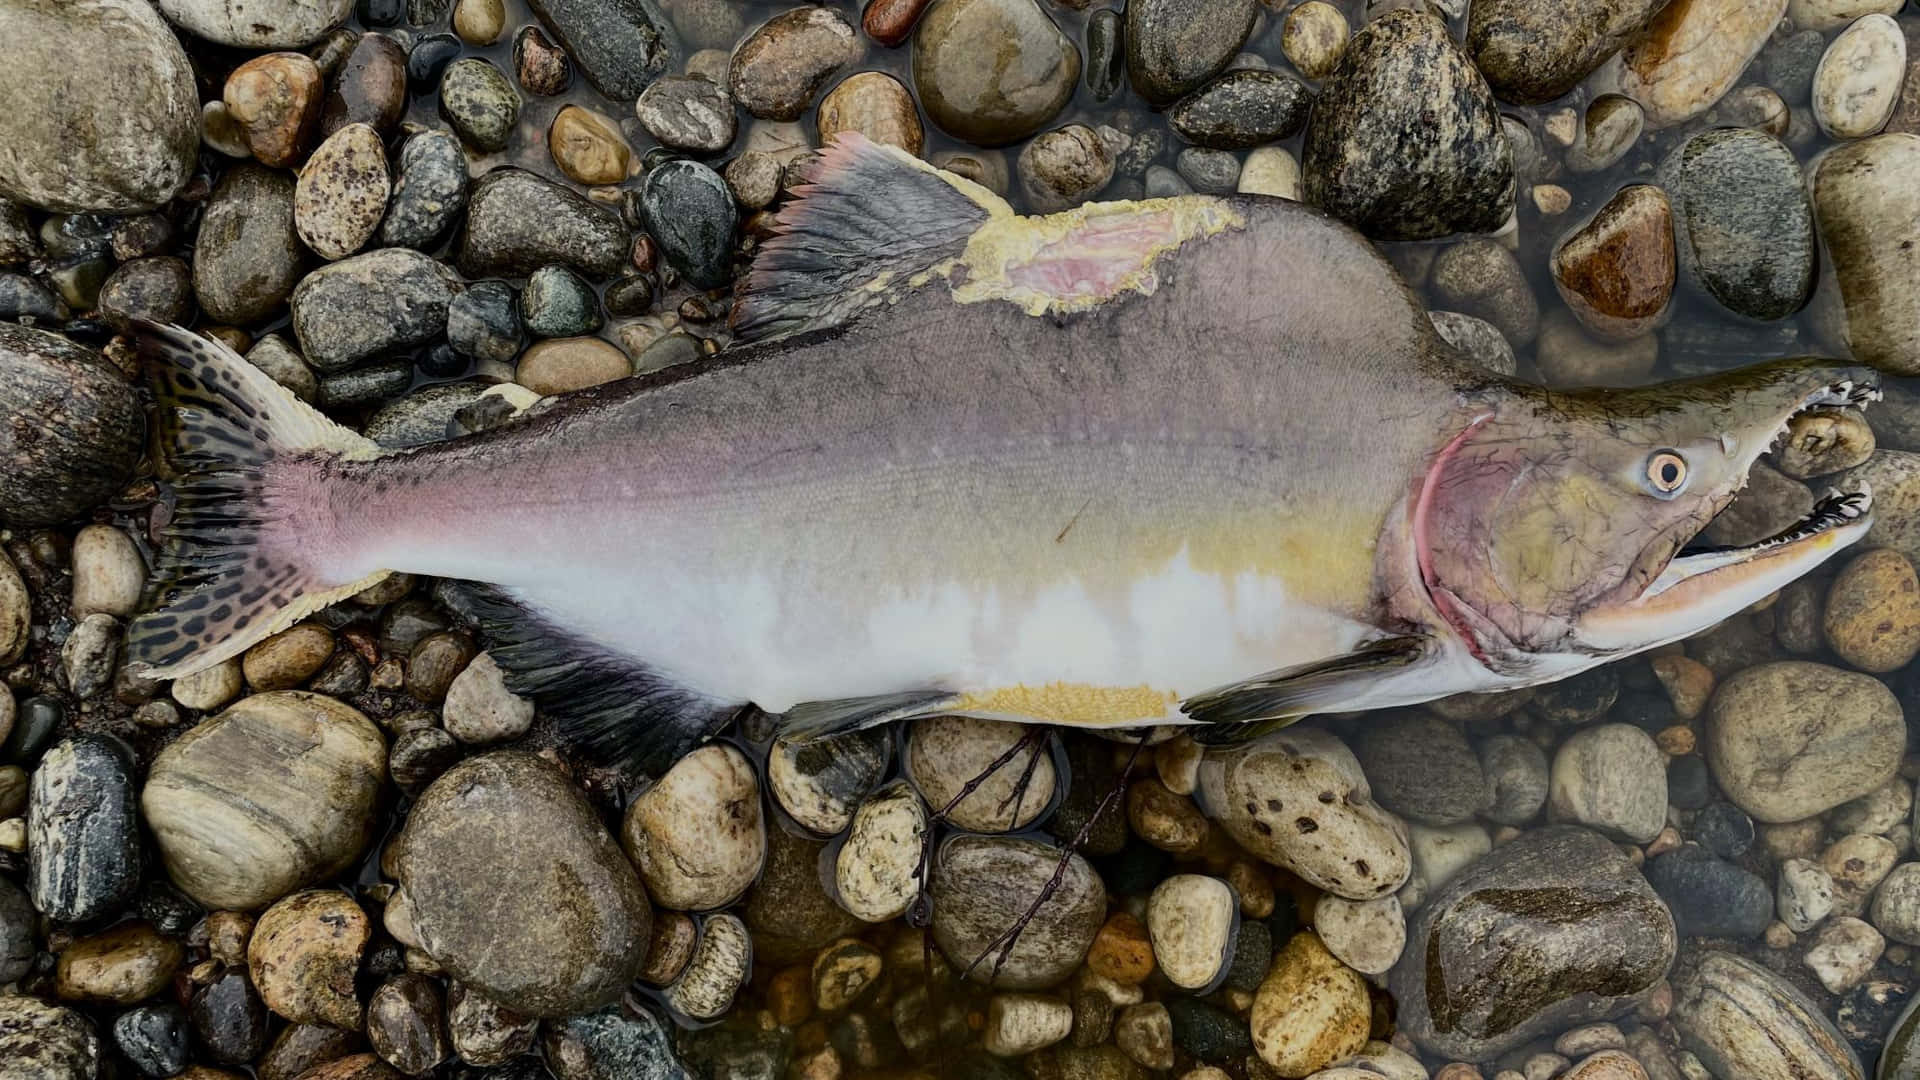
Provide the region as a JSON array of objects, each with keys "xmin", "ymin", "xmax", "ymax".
[{"xmin": 1574, "ymin": 374, "xmax": 1880, "ymax": 655}]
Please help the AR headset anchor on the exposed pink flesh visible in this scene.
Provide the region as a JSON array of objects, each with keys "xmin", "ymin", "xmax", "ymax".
[
  {"xmin": 1413, "ymin": 413, "xmax": 1493, "ymax": 662},
  {"xmin": 1002, "ymin": 211, "xmax": 1180, "ymax": 300}
]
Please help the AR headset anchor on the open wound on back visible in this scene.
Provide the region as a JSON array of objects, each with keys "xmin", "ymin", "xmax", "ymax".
[{"xmin": 948, "ymin": 198, "xmax": 1244, "ymax": 315}]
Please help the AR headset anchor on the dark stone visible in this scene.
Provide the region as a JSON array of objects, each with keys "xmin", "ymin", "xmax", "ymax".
[
  {"xmin": 604, "ymin": 275, "xmax": 655, "ymax": 317},
  {"xmin": 291, "ymin": 247, "xmax": 458, "ymax": 372},
  {"xmin": 1835, "ymin": 976, "xmax": 1908, "ymax": 1059},
  {"xmin": 1466, "ymin": 0, "xmax": 1669, "ymax": 104},
  {"xmin": 439, "ymin": 59, "xmax": 520, "ymax": 153},
  {"xmin": 448, "ymin": 280, "xmax": 524, "ymax": 364},
  {"xmin": 1352, "ymin": 712, "xmax": 1493, "ymax": 826},
  {"xmin": 1763, "ymin": 29, "xmax": 1826, "ymax": 104},
  {"xmin": 1221, "ymin": 919, "xmax": 1270, "ymax": 995},
  {"xmin": 525, "ymin": 0, "xmax": 681, "ymax": 99},
  {"xmin": 1391, "ymin": 825, "xmax": 1677, "ymax": 1060},
  {"xmin": 1165, "ymin": 996, "xmax": 1251, "ymax": 1063},
  {"xmin": 322, "ymin": 33, "xmax": 409, "ymax": 136},
  {"xmin": 1530, "ymin": 666, "xmax": 1620, "ymax": 726},
  {"xmin": 110, "ymin": 215, "xmax": 175, "ymax": 262},
  {"xmin": 367, "ymin": 974, "xmax": 449, "ymax": 1074},
  {"xmin": 97, "ymin": 256, "xmax": 192, "ymax": 332},
  {"xmin": 1644, "ymin": 845, "xmax": 1772, "ymax": 940},
  {"xmin": 1168, "ymin": 70, "xmax": 1311, "ymax": 149},
  {"xmin": 1087, "ymin": 10, "xmax": 1123, "ymax": 102},
  {"xmin": 192, "ymin": 163, "xmax": 305, "ymax": 324},
  {"xmin": 0, "ymin": 271, "xmax": 65, "ymax": 321},
  {"xmin": 1658, "ymin": 128, "xmax": 1816, "ymax": 322},
  {"xmin": 5, "ymin": 696, "xmax": 63, "ymax": 765},
  {"xmin": 1093, "ymin": 837, "xmax": 1172, "ymax": 897},
  {"xmin": 359, "ymin": 0, "xmax": 405, "ymax": 26},
  {"xmin": 413, "ymin": 344, "xmax": 471, "ymax": 380},
  {"xmin": 518, "ymin": 265, "xmax": 604, "ymax": 338},
  {"xmin": 458, "ymin": 168, "xmax": 632, "ymax": 280},
  {"xmin": 638, "ymin": 159, "xmax": 737, "ymax": 290},
  {"xmin": 27, "ymin": 734, "xmax": 141, "ymax": 923},
  {"xmin": 1043, "ymin": 735, "xmax": 1129, "ymax": 856},
  {"xmin": 0, "ymin": 876, "xmax": 33, "ymax": 983},
  {"xmin": 540, "ymin": 1003, "xmax": 683, "ymax": 1080},
  {"xmin": 1667, "ymin": 755, "xmax": 1712, "ymax": 810},
  {"xmin": 191, "ymin": 971, "xmax": 269, "ymax": 1065},
  {"xmin": 1302, "ymin": 9, "xmax": 1513, "ymax": 241},
  {"xmin": 133, "ymin": 880, "xmax": 201, "ymax": 938},
  {"xmin": 677, "ymin": 1019, "xmax": 791, "ymax": 1080},
  {"xmin": 1692, "ymin": 802, "xmax": 1754, "ymax": 859},
  {"xmin": 407, "ymin": 34, "xmax": 465, "ymax": 91},
  {"xmin": 389, "ymin": 726, "xmax": 462, "ymax": 796},
  {"xmin": 318, "ymin": 359, "xmax": 414, "ymax": 409},
  {"xmin": 512, "ymin": 26, "xmax": 574, "ymax": 96},
  {"xmin": 112, "ymin": 1004, "xmax": 190, "ymax": 1078},
  {"xmin": 1124, "ymin": 0, "xmax": 1258, "ymax": 103},
  {"xmin": 1174, "ymin": 147, "xmax": 1237, "ymax": 192},
  {"xmin": 742, "ymin": 823, "xmax": 862, "ymax": 966}
]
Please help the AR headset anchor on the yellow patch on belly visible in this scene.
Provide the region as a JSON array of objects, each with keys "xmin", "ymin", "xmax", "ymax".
[{"xmin": 948, "ymin": 683, "xmax": 1181, "ymax": 726}]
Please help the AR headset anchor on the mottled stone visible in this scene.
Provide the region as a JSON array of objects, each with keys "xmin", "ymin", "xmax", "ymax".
[
  {"xmin": 1467, "ymin": 0, "xmax": 1669, "ymax": 104},
  {"xmin": 291, "ymin": 247, "xmax": 457, "ymax": 371},
  {"xmin": 1550, "ymin": 184, "xmax": 1675, "ymax": 341},
  {"xmin": 638, "ymin": 158, "xmax": 737, "ymax": 289},
  {"xmin": 664, "ymin": 913, "xmax": 750, "ymax": 1021},
  {"xmin": 295, "ymin": 123, "xmax": 391, "ymax": 261},
  {"xmin": 1250, "ymin": 932, "xmax": 1370, "ymax": 1075},
  {"xmin": 1125, "ymin": 0, "xmax": 1258, "ymax": 103},
  {"xmin": 29, "ymin": 735, "xmax": 141, "ymax": 922},
  {"xmin": 1812, "ymin": 14, "xmax": 1905, "ymax": 140},
  {"xmin": 1392, "ymin": 826, "xmax": 1677, "ymax": 1060},
  {"xmin": 194, "ymin": 165, "xmax": 305, "ymax": 324},
  {"xmin": 1601, "ymin": 0, "xmax": 1786, "ymax": 128},
  {"xmin": 1168, "ymin": 70, "xmax": 1311, "ymax": 150},
  {"xmin": 391, "ymin": 752, "xmax": 652, "ymax": 1016},
  {"xmin": 1303, "ymin": 10, "xmax": 1513, "ymax": 241},
  {"xmin": 0, "ymin": 325, "xmax": 144, "ymax": 527},
  {"xmin": 377, "ymin": 129, "xmax": 469, "ymax": 252},
  {"xmin": 439, "ymin": 59, "xmax": 520, "ymax": 153},
  {"xmin": 1658, "ymin": 128, "xmax": 1815, "ymax": 321},
  {"xmin": 636, "ymin": 76, "xmax": 736, "ymax": 153},
  {"xmin": 459, "ymin": 168, "xmax": 631, "ymax": 279},
  {"xmin": 322, "ymin": 33, "xmax": 408, "ymax": 137},
  {"xmin": 931, "ymin": 835, "xmax": 1105, "ymax": 989},
  {"xmin": 818, "ymin": 71, "xmax": 924, "ymax": 154},
  {"xmin": 0, "ymin": 0, "xmax": 199, "ymax": 212},
  {"xmin": 224, "ymin": 53, "xmax": 324, "ymax": 168},
  {"xmin": 526, "ymin": 0, "xmax": 681, "ymax": 99},
  {"xmin": 0, "ymin": 998, "xmax": 102, "ymax": 1080},
  {"xmin": 729, "ymin": 7, "xmax": 860, "ymax": 121}
]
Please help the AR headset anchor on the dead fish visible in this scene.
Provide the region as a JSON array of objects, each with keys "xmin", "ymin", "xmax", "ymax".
[{"xmin": 127, "ymin": 134, "xmax": 1879, "ymax": 771}]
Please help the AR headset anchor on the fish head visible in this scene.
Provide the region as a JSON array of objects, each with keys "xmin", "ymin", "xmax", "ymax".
[{"xmin": 1414, "ymin": 357, "xmax": 1880, "ymax": 678}]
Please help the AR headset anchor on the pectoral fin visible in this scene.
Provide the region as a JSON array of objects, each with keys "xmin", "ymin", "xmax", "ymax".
[{"xmin": 1180, "ymin": 635, "xmax": 1432, "ymax": 741}]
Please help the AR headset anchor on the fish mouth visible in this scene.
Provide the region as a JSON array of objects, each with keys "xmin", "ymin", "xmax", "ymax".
[{"xmin": 1577, "ymin": 377, "xmax": 1880, "ymax": 653}]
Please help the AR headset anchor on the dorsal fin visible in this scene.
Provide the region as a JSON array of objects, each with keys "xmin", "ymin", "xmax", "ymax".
[{"xmin": 730, "ymin": 133, "xmax": 1006, "ymax": 345}]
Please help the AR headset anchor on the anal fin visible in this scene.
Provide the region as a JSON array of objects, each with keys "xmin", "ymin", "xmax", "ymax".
[
  {"xmin": 1179, "ymin": 635, "xmax": 1431, "ymax": 733},
  {"xmin": 445, "ymin": 584, "xmax": 737, "ymax": 776},
  {"xmin": 776, "ymin": 689, "xmax": 958, "ymax": 742}
]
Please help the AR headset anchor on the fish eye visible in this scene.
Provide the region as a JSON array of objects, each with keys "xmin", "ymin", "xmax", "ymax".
[{"xmin": 1646, "ymin": 451, "xmax": 1688, "ymax": 495}]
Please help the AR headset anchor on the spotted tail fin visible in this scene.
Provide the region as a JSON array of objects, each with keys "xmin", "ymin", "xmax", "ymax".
[{"xmin": 126, "ymin": 322, "xmax": 391, "ymax": 681}]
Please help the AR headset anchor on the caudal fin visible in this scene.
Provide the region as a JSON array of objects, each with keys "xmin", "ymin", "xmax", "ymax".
[{"xmin": 127, "ymin": 323, "xmax": 392, "ymax": 681}]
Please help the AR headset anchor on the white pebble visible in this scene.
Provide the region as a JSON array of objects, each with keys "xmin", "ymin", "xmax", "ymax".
[
  {"xmin": 1237, "ymin": 147, "xmax": 1301, "ymax": 200},
  {"xmin": 1779, "ymin": 857, "xmax": 1838, "ymax": 933},
  {"xmin": 1812, "ymin": 14, "xmax": 1906, "ymax": 139},
  {"xmin": 69, "ymin": 525, "xmax": 145, "ymax": 619},
  {"xmin": 1146, "ymin": 874, "xmax": 1236, "ymax": 990},
  {"xmin": 169, "ymin": 658, "xmax": 244, "ymax": 712},
  {"xmin": 1409, "ymin": 821, "xmax": 1491, "ymax": 894},
  {"xmin": 1312, "ymin": 893, "xmax": 1405, "ymax": 975},
  {"xmin": 835, "ymin": 780, "xmax": 928, "ymax": 923},
  {"xmin": 983, "ymin": 993, "xmax": 1072, "ymax": 1056},
  {"xmin": 1803, "ymin": 915, "xmax": 1883, "ymax": 992},
  {"xmin": 441, "ymin": 652, "xmax": 534, "ymax": 744},
  {"xmin": 1870, "ymin": 862, "xmax": 1920, "ymax": 944}
]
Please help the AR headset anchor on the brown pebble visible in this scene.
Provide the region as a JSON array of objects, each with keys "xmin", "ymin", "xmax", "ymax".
[
  {"xmin": 405, "ymin": 631, "xmax": 476, "ymax": 703},
  {"xmin": 55, "ymin": 922, "xmax": 184, "ymax": 1005},
  {"xmin": 243, "ymin": 623, "xmax": 337, "ymax": 691},
  {"xmin": 769, "ymin": 964, "xmax": 816, "ymax": 1026},
  {"xmin": 817, "ymin": 71, "xmax": 924, "ymax": 155},
  {"xmin": 224, "ymin": 53, "xmax": 324, "ymax": 168},
  {"xmin": 862, "ymin": 0, "xmax": 934, "ymax": 46},
  {"xmin": 321, "ymin": 33, "xmax": 408, "ymax": 137},
  {"xmin": 640, "ymin": 911, "xmax": 698, "ymax": 986},
  {"xmin": 1825, "ymin": 548, "xmax": 1920, "ymax": 672},
  {"xmin": 1649, "ymin": 654, "xmax": 1713, "ymax": 720},
  {"xmin": 1084, "ymin": 912, "xmax": 1155, "ymax": 985},
  {"xmin": 549, "ymin": 105, "xmax": 633, "ymax": 185},
  {"xmin": 1653, "ymin": 725, "xmax": 1695, "ymax": 756},
  {"xmin": 207, "ymin": 911, "xmax": 255, "ymax": 968},
  {"xmin": 1550, "ymin": 184, "xmax": 1676, "ymax": 341},
  {"xmin": 513, "ymin": 26, "xmax": 572, "ymax": 95}
]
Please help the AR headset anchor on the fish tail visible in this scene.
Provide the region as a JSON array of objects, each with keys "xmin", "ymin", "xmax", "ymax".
[{"xmin": 126, "ymin": 322, "xmax": 392, "ymax": 681}]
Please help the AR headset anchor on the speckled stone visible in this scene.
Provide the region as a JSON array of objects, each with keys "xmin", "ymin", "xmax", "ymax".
[
  {"xmin": 458, "ymin": 168, "xmax": 631, "ymax": 279},
  {"xmin": 728, "ymin": 7, "xmax": 860, "ymax": 121},
  {"xmin": 1467, "ymin": 0, "xmax": 1668, "ymax": 104},
  {"xmin": 1167, "ymin": 70, "xmax": 1311, "ymax": 149},
  {"xmin": 377, "ymin": 129, "xmax": 469, "ymax": 251},
  {"xmin": 290, "ymin": 247, "xmax": 457, "ymax": 371},
  {"xmin": 525, "ymin": 0, "xmax": 681, "ymax": 99},
  {"xmin": 1302, "ymin": 10, "xmax": 1513, "ymax": 240},
  {"xmin": 1657, "ymin": 128, "xmax": 1815, "ymax": 321},
  {"xmin": 1125, "ymin": 0, "xmax": 1258, "ymax": 103},
  {"xmin": 294, "ymin": 123, "xmax": 390, "ymax": 261}
]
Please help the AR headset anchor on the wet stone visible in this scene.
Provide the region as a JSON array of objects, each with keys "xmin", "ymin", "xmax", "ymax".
[
  {"xmin": 1692, "ymin": 802, "xmax": 1754, "ymax": 859},
  {"xmin": 389, "ymin": 727, "xmax": 460, "ymax": 797},
  {"xmin": 1551, "ymin": 184, "xmax": 1675, "ymax": 341},
  {"xmin": 1354, "ymin": 712, "xmax": 1492, "ymax": 826},
  {"xmin": 143, "ymin": 692, "xmax": 386, "ymax": 910},
  {"xmin": 818, "ymin": 71, "xmax": 925, "ymax": 154},
  {"xmin": 1479, "ymin": 733, "xmax": 1550, "ymax": 826},
  {"xmin": 513, "ymin": 26, "xmax": 574, "ymax": 95},
  {"xmin": 193, "ymin": 971, "xmax": 269, "ymax": 1064},
  {"xmin": 1167, "ymin": 70, "xmax": 1311, "ymax": 150},
  {"xmin": 1282, "ymin": 1, "xmax": 1348, "ymax": 80},
  {"xmin": 1548, "ymin": 723, "xmax": 1666, "ymax": 842},
  {"xmin": 0, "ymin": 877, "xmax": 32, "ymax": 983},
  {"xmin": 60, "ymin": 613, "xmax": 120, "ymax": 700},
  {"xmin": 636, "ymin": 76, "xmax": 736, "ymax": 153},
  {"xmin": 440, "ymin": 59, "xmax": 521, "ymax": 153},
  {"xmin": 1601, "ymin": 0, "xmax": 1785, "ymax": 128},
  {"xmin": 519, "ymin": 265, "xmax": 604, "ymax": 338},
  {"xmin": 1431, "ymin": 310, "xmax": 1517, "ymax": 374},
  {"xmin": 446, "ymin": 982, "xmax": 536, "ymax": 1066},
  {"xmin": 1174, "ymin": 147, "xmax": 1239, "ymax": 193},
  {"xmin": 666, "ymin": 912, "xmax": 751, "ymax": 1021},
  {"xmin": 550, "ymin": 106, "xmax": 633, "ymax": 186},
  {"xmin": 322, "ymin": 33, "xmax": 409, "ymax": 137},
  {"xmin": 1251, "ymin": 931, "xmax": 1370, "ymax": 1075},
  {"xmin": 912, "ymin": 0, "xmax": 1081, "ymax": 146},
  {"xmin": 1086, "ymin": 10, "xmax": 1123, "ymax": 101},
  {"xmin": 1825, "ymin": 548, "xmax": 1920, "ymax": 671},
  {"xmin": 1657, "ymin": 128, "xmax": 1815, "ymax": 321},
  {"xmin": 293, "ymin": 249, "xmax": 455, "ymax": 373},
  {"xmin": 367, "ymin": 974, "xmax": 448, "ymax": 1074},
  {"xmin": 908, "ymin": 715, "xmax": 1057, "ymax": 832},
  {"xmin": 407, "ymin": 34, "xmax": 465, "ymax": 92},
  {"xmin": 0, "ymin": 998, "xmax": 102, "ymax": 1080},
  {"xmin": 1125, "ymin": 0, "xmax": 1258, "ymax": 103},
  {"xmin": 1705, "ymin": 661, "xmax": 1905, "ymax": 823},
  {"xmin": 391, "ymin": 751, "xmax": 653, "ymax": 1016},
  {"xmin": 0, "ymin": 0, "xmax": 198, "ymax": 213},
  {"xmin": 1431, "ymin": 238, "xmax": 1539, "ymax": 348},
  {"xmin": 1813, "ymin": 14, "xmax": 1905, "ymax": 140},
  {"xmin": 459, "ymin": 168, "xmax": 631, "ymax": 279},
  {"xmin": 1019, "ymin": 124, "xmax": 1115, "ymax": 212},
  {"xmin": 1671, "ymin": 951, "xmax": 1864, "ymax": 1080},
  {"xmin": 97, "ymin": 257, "xmax": 192, "ymax": 334},
  {"xmin": 729, "ymin": 7, "xmax": 861, "ymax": 121},
  {"xmin": 194, "ymin": 165, "xmax": 305, "ymax": 325},
  {"xmin": 524, "ymin": 0, "xmax": 680, "ymax": 100},
  {"xmin": 541, "ymin": 1003, "xmax": 682, "ymax": 1080},
  {"xmin": 1813, "ymin": 134, "xmax": 1920, "ymax": 375},
  {"xmin": 378, "ymin": 130, "xmax": 469, "ymax": 251},
  {"xmin": 0, "ymin": 272, "xmax": 63, "ymax": 322},
  {"xmin": 1777, "ymin": 407, "xmax": 1874, "ymax": 478},
  {"xmin": 622, "ymin": 743, "xmax": 765, "ymax": 911},
  {"xmin": 319, "ymin": 361, "xmax": 412, "ymax": 409},
  {"xmin": 1467, "ymin": 0, "xmax": 1667, "ymax": 105},
  {"xmin": 1645, "ymin": 845, "xmax": 1773, "ymax": 938},
  {"xmin": 1146, "ymin": 874, "xmax": 1235, "ymax": 990},
  {"xmin": 517, "ymin": 337, "xmax": 631, "ymax": 394},
  {"xmin": 835, "ymin": 779, "xmax": 928, "ymax": 922},
  {"xmin": 1392, "ymin": 826, "xmax": 1677, "ymax": 1061},
  {"xmin": 113, "ymin": 1004, "xmax": 190, "ymax": 1078},
  {"xmin": 29, "ymin": 734, "xmax": 140, "ymax": 922},
  {"xmin": 1164, "ymin": 995, "xmax": 1249, "ymax": 1064},
  {"xmin": 223, "ymin": 53, "xmax": 324, "ymax": 169},
  {"xmin": 54, "ymin": 921, "xmax": 182, "ymax": 1005},
  {"xmin": 447, "ymin": 280, "xmax": 523, "ymax": 364},
  {"xmin": 249, "ymin": 890, "xmax": 370, "ymax": 1030},
  {"xmin": 768, "ymin": 727, "xmax": 890, "ymax": 835},
  {"xmin": 931, "ymin": 835, "xmax": 1106, "ymax": 989},
  {"xmin": 1303, "ymin": 9, "xmax": 1513, "ymax": 241}
]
